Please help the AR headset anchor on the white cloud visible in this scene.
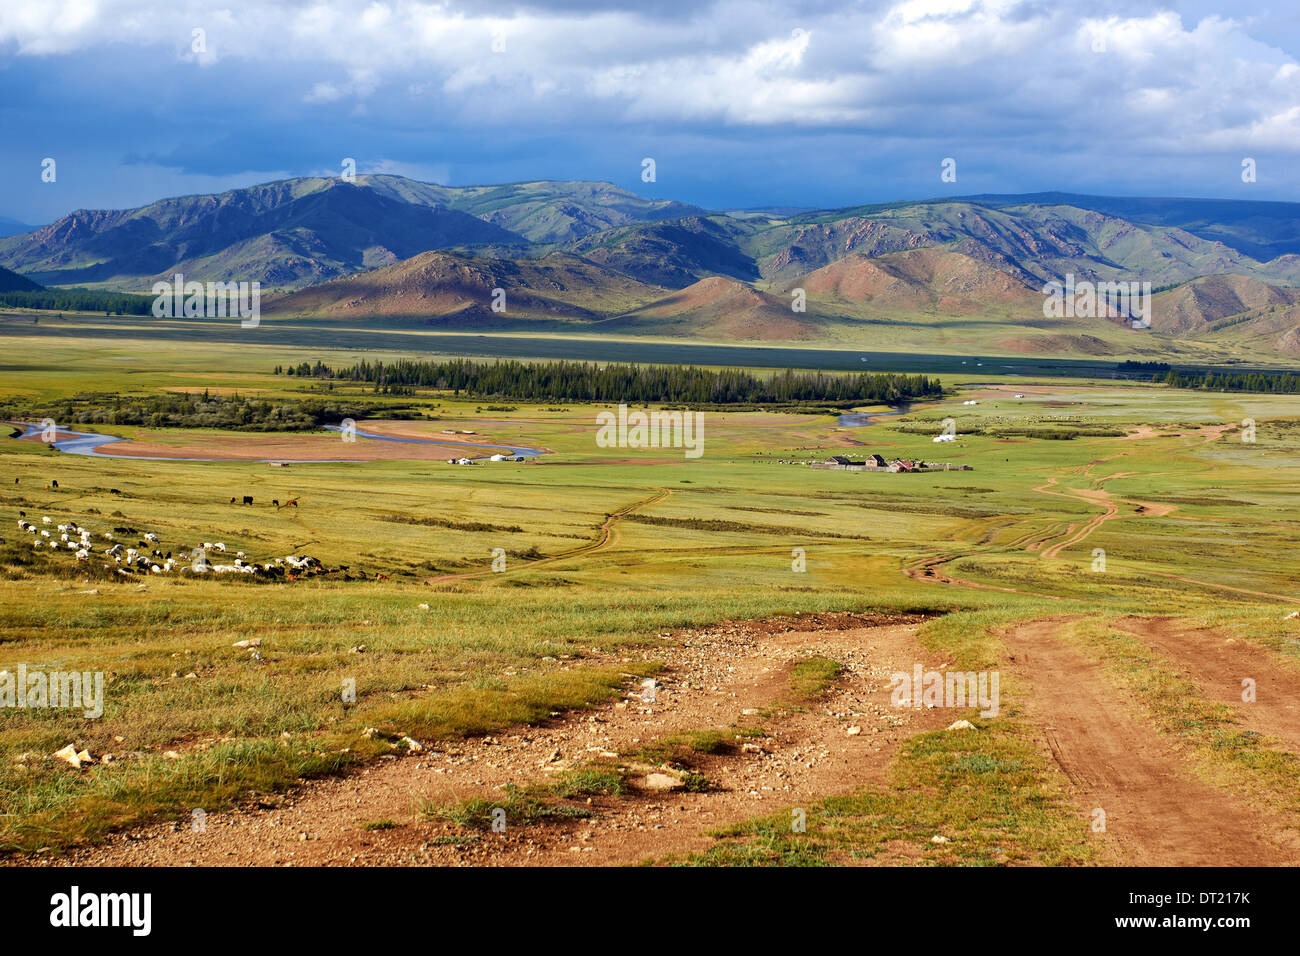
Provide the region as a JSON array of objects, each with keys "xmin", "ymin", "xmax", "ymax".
[{"xmin": 0, "ymin": 0, "xmax": 1297, "ymax": 156}]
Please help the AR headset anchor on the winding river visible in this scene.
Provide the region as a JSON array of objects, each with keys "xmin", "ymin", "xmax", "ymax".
[
  {"xmin": 7, "ymin": 421, "xmax": 547, "ymax": 463},
  {"xmin": 10, "ymin": 394, "xmax": 975, "ymax": 464}
]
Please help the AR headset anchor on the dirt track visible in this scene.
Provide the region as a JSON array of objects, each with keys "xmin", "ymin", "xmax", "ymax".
[
  {"xmin": 1112, "ymin": 616, "xmax": 1300, "ymax": 750},
  {"xmin": 1004, "ymin": 618, "xmax": 1300, "ymax": 866},
  {"xmin": 39, "ymin": 613, "xmax": 952, "ymax": 867},
  {"xmin": 425, "ymin": 488, "xmax": 670, "ymax": 584},
  {"xmin": 27, "ymin": 612, "xmax": 1300, "ymax": 867}
]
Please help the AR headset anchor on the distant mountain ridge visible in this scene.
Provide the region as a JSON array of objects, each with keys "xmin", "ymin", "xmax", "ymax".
[
  {"xmin": 4, "ymin": 174, "xmax": 1300, "ymax": 360},
  {"xmin": 951, "ymin": 192, "xmax": 1300, "ymax": 262},
  {"xmin": 0, "ymin": 216, "xmax": 40, "ymax": 239}
]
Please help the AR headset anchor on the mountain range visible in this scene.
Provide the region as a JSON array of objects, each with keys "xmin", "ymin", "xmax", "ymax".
[{"xmin": 3, "ymin": 175, "xmax": 1300, "ymax": 359}]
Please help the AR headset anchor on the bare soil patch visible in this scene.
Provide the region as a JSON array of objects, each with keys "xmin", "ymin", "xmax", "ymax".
[
  {"xmin": 1112, "ymin": 616, "xmax": 1300, "ymax": 751},
  {"xmin": 1003, "ymin": 618, "xmax": 1300, "ymax": 866},
  {"xmin": 34, "ymin": 612, "xmax": 952, "ymax": 867}
]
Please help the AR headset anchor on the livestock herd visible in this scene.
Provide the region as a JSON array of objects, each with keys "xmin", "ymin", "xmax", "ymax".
[{"xmin": 13, "ymin": 512, "xmax": 326, "ymax": 579}]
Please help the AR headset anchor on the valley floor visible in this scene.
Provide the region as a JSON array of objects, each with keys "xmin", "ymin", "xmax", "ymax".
[{"xmin": 3, "ymin": 334, "xmax": 1300, "ymax": 866}]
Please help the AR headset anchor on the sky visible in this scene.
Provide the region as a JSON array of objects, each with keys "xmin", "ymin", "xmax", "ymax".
[{"xmin": 2, "ymin": 0, "xmax": 1299, "ymax": 225}]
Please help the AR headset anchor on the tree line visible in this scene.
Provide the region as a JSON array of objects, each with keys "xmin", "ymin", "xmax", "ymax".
[
  {"xmin": 0, "ymin": 391, "xmax": 411, "ymax": 431},
  {"xmin": 0, "ymin": 288, "xmax": 155, "ymax": 315},
  {"xmin": 1154, "ymin": 369, "xmax": 1300, "ymax": 393},
  {"xmin": 278, "ymin": 358, "xmax": 944, "ymax": 405}
]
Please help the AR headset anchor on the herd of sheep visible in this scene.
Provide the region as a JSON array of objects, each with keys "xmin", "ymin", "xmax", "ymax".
[{"xmin": 13, "ymin": 512, "xmax": 324, "ymax": 579}]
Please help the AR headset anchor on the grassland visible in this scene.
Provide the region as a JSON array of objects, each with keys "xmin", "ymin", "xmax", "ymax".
[{"xmin": 2, "ymin": 329, "xmax": 1299, "ymax": 863}]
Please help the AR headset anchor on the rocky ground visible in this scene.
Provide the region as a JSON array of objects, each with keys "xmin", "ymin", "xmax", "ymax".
[{"xmin": 38, "ymin": 611, "xmax": 955, "ymax": 867}]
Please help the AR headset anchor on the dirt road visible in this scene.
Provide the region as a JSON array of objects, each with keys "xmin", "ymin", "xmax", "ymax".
[
  {"xmin": 41, "ymin": 612, "xmax": 951, "ymax": 867},
  {"xmin": 1003, "ymin": 618, "xmax": 1300, "ymax": 866},
  {"xmin": 1112, "ymin": 616, "xmax": 1300, "ymax": 749}
]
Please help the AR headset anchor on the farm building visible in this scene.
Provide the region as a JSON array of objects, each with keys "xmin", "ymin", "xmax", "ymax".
[
  {"xmin": 811, "ymin": 453, "xmax": 971, "ymax": 473},
  {"xmin": 811, "ymin": 453, "xmax": 894, "ymax": 472}
]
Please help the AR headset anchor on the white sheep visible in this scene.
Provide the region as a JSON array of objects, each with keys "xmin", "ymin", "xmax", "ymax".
[
  {"xmin": 40, "ymin": 529, "xmax": 50, "ymax": 538},
  {"xmin": 144, "ymin": 532, "xmax": 159, "ymax": 543},
  {"xmin": 213, "ymin": 542, "xmax": 226, "ymax": 552},
  {"xmin": 42, "ymin": 516, "xmax": 51, "ymax": 524},
  {"xmin": 75, "ymin": 549, "xmax": 89, "ymax": 561}
]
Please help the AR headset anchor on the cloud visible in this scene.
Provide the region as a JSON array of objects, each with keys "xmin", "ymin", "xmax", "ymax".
[
  {"xmin": 2, "ymin": 0, "xmax": 1299, "ymax": 219},
  {"xmin": 3, "ymin": 1, "xmax": 1297, "ymax": 140}
]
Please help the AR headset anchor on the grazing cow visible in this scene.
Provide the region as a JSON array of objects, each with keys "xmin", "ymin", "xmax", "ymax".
[
  {"xmin": 51, "ymin": 480, "xmax": 58, "ymax": 489},
  {"xmin": 243, "ymin": 495, "xmax": 254, "ymax": 505}
]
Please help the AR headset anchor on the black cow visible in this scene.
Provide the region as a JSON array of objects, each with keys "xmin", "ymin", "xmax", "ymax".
[{"xmin": 243, "ymin": 495, "xmax": 254, "ymax": 505}]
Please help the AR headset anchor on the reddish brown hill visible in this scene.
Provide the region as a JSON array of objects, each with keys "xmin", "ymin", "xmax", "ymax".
[
  {"xmin": 265, "ymin": 250, "xmax": 667, "ymax": 320},
  {"xmin": 1149, "ymin": 274, "xmax": 1300, "ymax": 334},
  {"xmin": 612, "ymin": 276, "xmax": 822, "ymax": 340},
  {"xmin": 783, "ymin": 248, "xmax": 1039, "ymax": 316}
]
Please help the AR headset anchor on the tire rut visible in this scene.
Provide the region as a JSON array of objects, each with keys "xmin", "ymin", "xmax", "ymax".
[{"xmin": 1005, "ymin": 618, "xmax": 1299, "ymax": 866}]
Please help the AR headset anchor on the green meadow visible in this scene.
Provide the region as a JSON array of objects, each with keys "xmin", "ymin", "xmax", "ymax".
[{"xmin": 2, "ymin": 329, "xmax": 1298, "ymax": 859}]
